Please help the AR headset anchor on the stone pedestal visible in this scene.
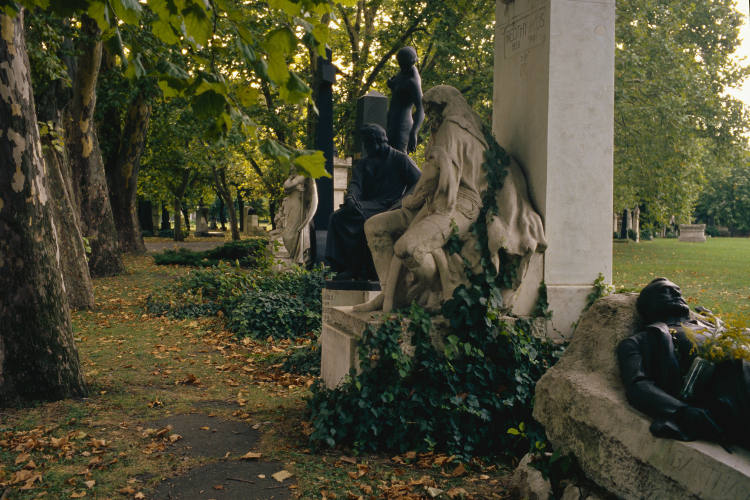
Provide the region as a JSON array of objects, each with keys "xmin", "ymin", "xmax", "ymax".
[
  {"xmin": 333, "ymin": 157, "xmax": 352, "ymax": 211},
  {"xmin": 494, "ymin": 0, "xmax": 615, "ymax": 338},
  {"xmin": 679, "ymin": 224, "xmax": 706, "ymax": 242},
  {"xmin": 195, "ymin": 208, "xmax": 209, "ymax": 236}
]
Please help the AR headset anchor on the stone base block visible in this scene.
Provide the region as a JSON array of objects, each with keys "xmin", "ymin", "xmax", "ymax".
[
  {"xmin": 534, "ymin": 294, "xmax": 750, "ymax": 500},
  {"xmin": 545, "ymin": 284, "xmax": 593, "ymax": 340},
  {"xmin": 320, "ymin": 306, "xmax": 384, "ymax": 388},
  {"xmin": 679, "ymin": 224, "xmax": 707, "ymax": 242}
]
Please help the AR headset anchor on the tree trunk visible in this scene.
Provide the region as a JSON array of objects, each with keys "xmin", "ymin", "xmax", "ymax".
[
  {"xmin": 218, "ymin": 197, "xmax": 226, "ymax": 231},
  {"xmin": 42, "ymin": 125, "xmax": 95, "ymax": 309},
  {"xmin": 211, "ymin": 165, "xmax": 239, "ymax": 240},
  {"xmin": 65, "ymin": 16, "xmax": 123, "ymax": 276},
  {"xmin": 161, "ymin": 203, "xmax": 170, "ymax": 230},
  {"xmin": 173, "ymin": 198, "xmax": 184, "ymax": 241},
  {"xmin": 36, "ymin": 68, "xmax": 94, "ymax": 309},
  {"xmin": 0, "ymin": 11, "xmax": 87, "ymax": 404},
  {"xmin": 181, "ymin": 206, "xmax": 190, "ymax": 232},
  {"xmin": 105, "ymin": 91, "xmax": 151, "ymax": 254}
]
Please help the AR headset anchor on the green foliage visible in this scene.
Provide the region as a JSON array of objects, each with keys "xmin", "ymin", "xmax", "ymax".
[
  {"xmin": 695, "ymin": 153, "xmax": 750, "ymax": 236},
  {"xmin": 152, "ymin": 238, "xmax": 271, "ymax": 269},
  {"xmin": 687, "ymin": 315, "xmax": 750, "ymax": 363},
  {"xmin": 531, "ymin": 282, "xmax": 552, "ymax": 320},
  {"xmin": 226, "ymin": 289, "xmax": 319, "ymax": 340},
  {"xmin": 281, "ymin": 343, "xmax": 320, "ymax": 376},
  {"xmin": 307, "ymin": 304, "xmax": 563, "ymax": 460},
  {"xmin": 614, "ymin": 0, "xmax": 749, "ymax": 229},
  {"xmin": 308, "ymin": 123, "xmax": 565, "ymax": 460},
  {"xmin": 145, "ymin": 263, "xmax": 330, "ymax": 340},
  {"xmin": 584, "ymin": 273, "xmax": 614, "ymax": 312}
]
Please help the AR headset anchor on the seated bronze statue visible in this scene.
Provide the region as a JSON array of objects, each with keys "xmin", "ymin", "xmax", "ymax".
[
  {"xmin": 617, "ymin": 278, "xmax": 750, "ymax": 449},
  {"xmin": 324, "ymin": 124, "xmax": 420, "ymax": 280}
]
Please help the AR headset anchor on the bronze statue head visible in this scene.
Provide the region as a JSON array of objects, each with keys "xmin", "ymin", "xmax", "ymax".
[
  {"xmin": 396, "ymin": 46, "xmax": 418, "ymax": 71},
  {"xmin": 361, "ymin": 123, "xmax": 389, "ymax": 157},
  {"xmin": 636, "ymin": 277, "xmax": 691, "ymax": 324}
]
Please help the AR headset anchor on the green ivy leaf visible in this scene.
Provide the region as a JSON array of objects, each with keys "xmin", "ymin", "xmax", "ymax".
[
  {"xmin": 236, "ymin": 86, "xmax": 259, "ymax": 107},
  {"xmin": 191, "ymin": 90, "xmax": 226, "ymax": 119},
  {"xmin": 110, "ymin": 0, "xmax": 141, "ymax": 25},
  {"xmin": 152, "ymin": 18, "xmax": 180, "ymax": 44},
  {"xmin": 87, "ymin": 1, "xmax": 110, "ymax": 30},
  {"xmin": 278, "ymin": 72, "xmax": 310, "ymax": 105},
  {"xmin": 182, "ymin": 2, "xmax": 212, "ymax": 48},
  {"xmin": 293, "ymin": 150, "xmax": 330, "ymax": 178},
  {"xmin": 268, "ymin": 0, "xmax": 302, "ymax": 17}
]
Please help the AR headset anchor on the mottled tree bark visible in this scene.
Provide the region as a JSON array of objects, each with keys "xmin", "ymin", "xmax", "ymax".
[
  {"xmin": 0, "ymin": 11, "xmax": 87, "ymax": 404},
  {"xmin": 36, "ymin": 77, "xmax": 94, "ymax": 309},
  {"xmin": 65, "ymin": 16, "xmax": 123, "ymax": 276},
  {"xmin": 104, "ymin": 91, "xmax": 151, "ymax": 254}
]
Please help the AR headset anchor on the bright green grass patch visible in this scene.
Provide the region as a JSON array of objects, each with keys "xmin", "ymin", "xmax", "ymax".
[{"xmin": 613, "ymin": 238, "xmax": 750, "ymax": 322}]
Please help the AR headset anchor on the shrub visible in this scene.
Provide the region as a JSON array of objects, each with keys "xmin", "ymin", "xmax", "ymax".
[
  {"xmin": 227, "ymin": 290, "xmax": 319, "ymax": 340},
  {"xmin": 152, "ymin": 238, "xmax": 271, "ymax": 269},
  {"xmin": 145, "ymin": 263, "xmax": 330, "ymax": 340}
]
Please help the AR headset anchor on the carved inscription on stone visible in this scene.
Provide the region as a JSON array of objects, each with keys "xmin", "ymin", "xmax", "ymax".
[{"xmin": 503, "ymin": 7, "xmax": 546, "ymax": 59}]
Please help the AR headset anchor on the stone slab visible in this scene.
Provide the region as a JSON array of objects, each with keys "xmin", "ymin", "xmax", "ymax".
[
  {"xmin": 679, "ymin": 224, "xmax": 707, "ymax": 242},
  {"xmin": 534, "ymin": 294, "xmax": 750, "ymax": 500},
  {"xmin": 321, "ymin": 288, "xmax": 380, "ymax": 325}
]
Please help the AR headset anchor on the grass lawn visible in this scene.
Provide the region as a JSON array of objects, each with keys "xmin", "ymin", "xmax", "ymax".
[
  {"xmin": 0, "ymin": 255, "xmax": 509, "ymax": 499},
  {"xmin": 613, "ymin": 237, "xmax": 750, "ymax": 323}
]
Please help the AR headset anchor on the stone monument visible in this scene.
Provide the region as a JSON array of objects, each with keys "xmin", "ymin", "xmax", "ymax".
[
  {"xmin": 493, "ymin": 0, "xmax": 615, "ymax": 337},
  {"xmin": 678, "ymin": 224, "xmax": 707, "ymax": 242},
  {"xmin": 195, "ymin": 207, "xmax": 209, "ymax": 237}
]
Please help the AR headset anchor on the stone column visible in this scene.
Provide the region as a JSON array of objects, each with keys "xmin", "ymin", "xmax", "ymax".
[{"xmin": 493, "ymin": 0, "xmax": 614, "ymax": 338}]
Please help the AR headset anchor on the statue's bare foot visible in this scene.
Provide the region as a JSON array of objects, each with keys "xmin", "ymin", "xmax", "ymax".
[{"xmin": 352, "ymin": 293, "xmax": 384, "ymax": 312}]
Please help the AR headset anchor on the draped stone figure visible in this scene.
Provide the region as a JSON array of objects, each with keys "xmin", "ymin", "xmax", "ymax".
[
  {"xmin": 386, "ymin": 46, "xmax": 424, "ymax": 154},
  {"xmin": 277, "ymin": 170, "xmax": 318, "ymax": 265},
  {"xmin": 355, "ymin": 85, "xmax": 547, "ymax": 312}
]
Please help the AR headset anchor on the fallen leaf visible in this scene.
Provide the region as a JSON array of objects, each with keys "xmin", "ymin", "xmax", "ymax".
[
  {"xmin": 169, "ymin": 434, "xmax": 182, "ymax": 443},
  {"xmin": 84, "ymin": 480, "xmax": 95, "ymax": 489},
  {"xmin": 118, "ymin": 486, "xmax": 135, "ymax": 495},
  {"xmin": 447, "ymin": 487, "xmax": 469, "ymax": 498},
  {"xmin": 70, "ymin": 491, "xmax": 86, "ymax": 498},
  {"xmin": 14, "ymin": 452, "xmax": 30, "ymax": 465},
  {"xmin": 134, "ymin": 493, "xmax": 146, "ymax": 500},
  {"xmin": 426, "ymin": 487, "xmax": 444, "ymax": 498},
  {"xmin": 404, "ymin": 451, "xmax": 417, "ymax": 460},
  {"xmin": 241, "ymin": 451, "xmax": 262, "ymax": 460},
  {"xmin": 213, "ymin": 484, "xmax": 224, "ymax": 490},
  {"xmin": 24, "ymin": 460, "xmax": 37, "ymax": 470},
  {"xmin": 272, "ymin": 470, "xmax": 293, "ymax": 482},
  {"xmin": 340, "ymin": 456, "xmax": 357, "ymax": 465},
  {"xmin": 200, "ymin": 426, "xmax": 210, "ymax": 431},
  {"xmin": 450, "ymin": 463, "xmax": 467, "ymax": 477}
]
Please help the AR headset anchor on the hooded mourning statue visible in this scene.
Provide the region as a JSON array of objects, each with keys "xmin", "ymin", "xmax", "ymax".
[{"xmin": 355, "ymin": 85, "xmax": 546, "ymax": 312}]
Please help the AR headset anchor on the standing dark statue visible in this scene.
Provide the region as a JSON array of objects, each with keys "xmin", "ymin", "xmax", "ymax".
[
  {"xmin": 325, "ymin": 124, "xmax": 420, "ymax": 280},
  {"xmin": 617, "ymin": 278, "xmax": 750, "ymax": 449},
  {"xmin": 386, "ymin": 47, "xmax": 424, "ymax": 154}
]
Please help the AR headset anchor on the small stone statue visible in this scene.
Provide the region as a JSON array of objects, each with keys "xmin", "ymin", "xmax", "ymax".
[
  {"xmin": 276, "ymin": 168, "xmax": 318, "ymax": 265},
  {"xmin": 386, "ymin": 47, "xmax": 424, "ymax": 154},
  {"xmin": 325, "ymin": 123, "xmax": 421, "ymax": 280},
  {"xmin": 355, "ymin": 85, "xmax": 546, "ymax": 312},
  {"xmin": 617, "ymin": 278, "xmax": 750, "ymax": 449}
]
